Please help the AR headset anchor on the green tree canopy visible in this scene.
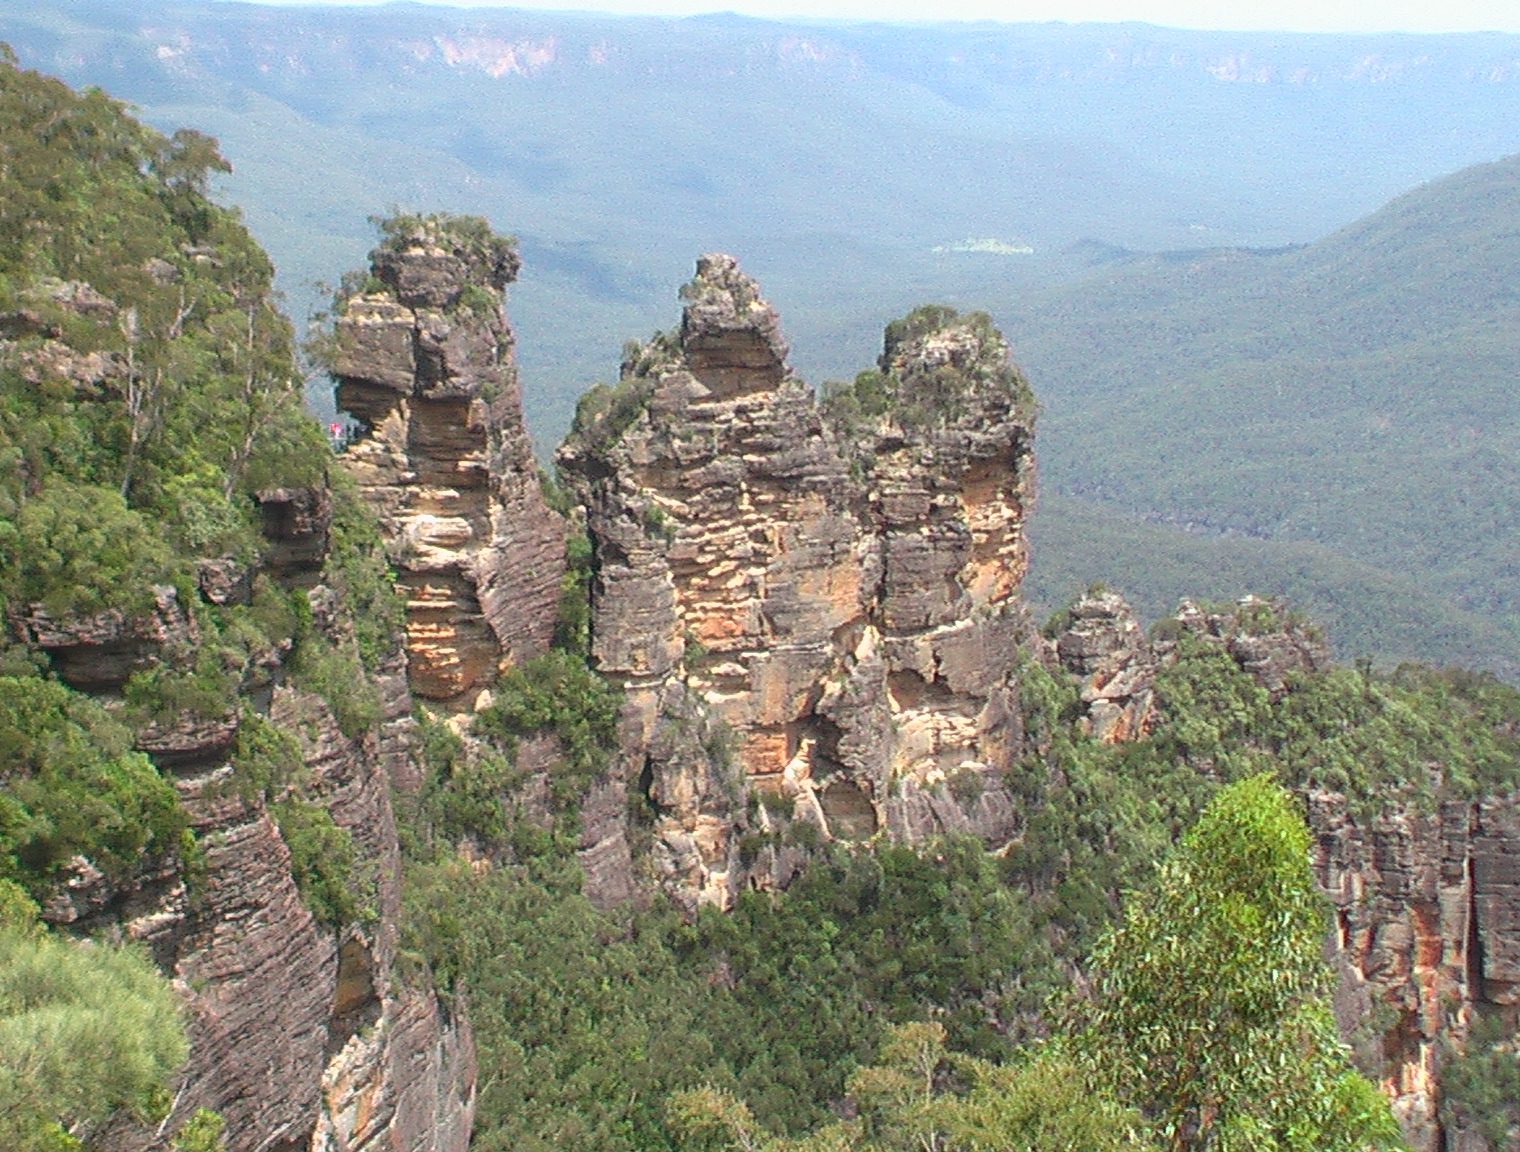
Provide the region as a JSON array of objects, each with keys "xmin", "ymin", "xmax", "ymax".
[
  {"xmin": 1067, "ymin": 773, "xmax": 1405, "ymax": 1152},
  {"xmin": 0, "ymin": 673, "xmax": 186, "ymax": 895},
  {"xmin": 667, "ymin": 1020, "xmax": 1147, "ymax": 1152},
  {"xmin": 0, "ymin": 925, "xmax": 188, "ymax": 1150}
]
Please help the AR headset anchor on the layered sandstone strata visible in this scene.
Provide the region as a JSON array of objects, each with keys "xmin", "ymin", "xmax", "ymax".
[
  {"xmin": 331, "ymin": 218, "xmax": 564, "ymax": 705},
  {"xmin": 559, "ymin": 255, "xmax": 1036, "ymax": 908},
  {"xmin": 31, "ymin": 587, "xmax": 474, "ymax": 1152},
  {"xmin": 1050, "ymin": 589, "xmax": 1157, "ymax": 743},
  {"xmin": 11, "ymin": 390, "xmax": 474, "ymax": 1151}
]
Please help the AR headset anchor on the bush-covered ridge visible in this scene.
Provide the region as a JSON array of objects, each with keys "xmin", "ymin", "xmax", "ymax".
[
  {"xmin": 0, "ymin": 53, "xmax": 410, "ymax": 1144},
  {"xmin": 822, "ymin": 304, "xmax": 1035, "ymax": 443},
  {"xmin": 0, "ymin": 52, "xmax": 328, "ymax": 620}
]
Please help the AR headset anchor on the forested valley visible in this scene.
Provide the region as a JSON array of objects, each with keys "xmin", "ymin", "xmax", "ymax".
[{"xmin": 2, "ymin": 47, "xmax": 1520, "ymax": 1152}]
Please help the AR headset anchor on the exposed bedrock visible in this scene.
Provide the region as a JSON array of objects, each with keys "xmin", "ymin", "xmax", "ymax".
[
  {"xmin": 2, "ymin": 248, "xmax": 477, "ymax": 1146},
  {"xmin": 1314, "ymin": 789, "xmax": 1520, "ymax": 1152},
  {"xmin": 332, "ymin": 221, "xmax": 563, "ymax": 706},
  {"xmin": 22, "ymin": 465, "xmax": 475, "ymax": 1152},
  {"xmin": 1048, "ymin": 592, "xmax": 1516, "ymax": 1151},
  {"xmin": 75, "ymin": 681, "xmax": 475, "ymax": 1152},
  {"xmin": 559, "ymin": 254, "xmax": 1037, "ymax": 909}
]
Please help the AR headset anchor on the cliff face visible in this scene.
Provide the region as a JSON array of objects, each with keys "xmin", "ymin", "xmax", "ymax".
[
  {"xmin": 27, "ymin": 490, "xmax": 473, "ymax": 1152},
  {"xmin": 39, "ymin": 216, "xmax": 566, "ymax": 1151},
  {"xmin": 1050, "ymin": 591, "xmax": 1518, "ymax": 1151},
  {"xmin": 559, "ymin": 255, "xmax": 1036, "ymax": 909},
  {"xmin": 332, "ymin": 219, "xmax": 565, "ymax": 707},
  {"xmin": 0, "ymin": 238, "xmax": 474, "ymax": 1147}
]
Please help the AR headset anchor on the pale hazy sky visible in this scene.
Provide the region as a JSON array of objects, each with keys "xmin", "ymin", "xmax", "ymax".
[{"xmin": 240, "ymin": 0, "xmax": 1520, "ymax": 33}]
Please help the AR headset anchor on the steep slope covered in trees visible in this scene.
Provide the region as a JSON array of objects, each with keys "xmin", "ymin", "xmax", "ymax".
[{"xmin": 0, "ymin": 55, "xmax": 473, "ymax": 1151}]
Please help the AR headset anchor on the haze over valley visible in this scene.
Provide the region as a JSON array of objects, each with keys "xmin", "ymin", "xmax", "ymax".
[
  {"xmin": 10, "ymin": 10, "xmax": 1520, "ymax": 1151},
  {"xmin": 7, "ymin": 0, "xmax": 1520, "ymax": 668}
]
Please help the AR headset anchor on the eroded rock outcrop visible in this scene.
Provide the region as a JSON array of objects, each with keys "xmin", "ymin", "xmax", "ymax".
[
  {"xmin": 82, "ymin": 680, "xmax": 476, "ymax": 1152},
  {"xmin": 13, "ymin": 585, "xmax": 199, "ymax": 689},
  {"xmin": 1050, "ymin": 594, "xmax": 1512, "ymax": 1151},
  {"xmin": 43, "ymin": 583, "xmax": 476, "ymax": 1152},
  {"xmin": 332, "ymin": 218, "xmax": 564, "ymax": 706},
  {"xmin": 0, "ymin": 75, "xmax": 479, "ymax": 1147},
  {"xmin": 1172, "ymin": 594, "xmax": 1333, "ymax": 698},
  {"xmin": 1051, "ymin": 589, "xmax": 1157, "ymax": 743},
  {"xmin": 9, "ymin": 342, "xmax": 475, "ymax": 1151},
  {"xmin": 1304, "ymin": 787, "xmax": 1520, "ymax": 1152},
  {"xmin": 559, "ymin": 255, "xmax": 1036, "ymax": 908}
]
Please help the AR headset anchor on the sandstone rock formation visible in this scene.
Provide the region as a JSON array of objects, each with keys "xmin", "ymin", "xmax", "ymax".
[
  {"xmin": 1307, "ymin": 785, "xmax": 1520, "ymax": 1152},
  {"xmin": 30, "ymin": 601, "xmax": 473, "ymax": 1152},
  {"xmin": 1047, "ymin": 594, "xmax": 1509, "ymax": 1151},
  {"xmin": 1171, "ymin": 594, "xmax": 1333, "ymax": 698},
  {"xmin": 559, "ymin": 255, "xmax": 1037, "ymax": 909},
  {"xmin": 1050, "ymin": 588, "xmax": 1157, "ymax": 743},
  {"xmin": 331, "ymin": 216, "xmax": 564, "ymax": 706},
  {"xmin": 13, "ymin": 585, "xmax": 200, "ymax": 689},
  {"xmin": 7, "ymin": 363, "xmax": 475, "ymax": 1150},
  {"xmin": 16, "ymin": 216, "xmax": 1512, "ymax": 1152}
]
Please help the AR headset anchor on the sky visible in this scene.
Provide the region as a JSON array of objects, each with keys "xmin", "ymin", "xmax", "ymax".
[{"xmin": 235, "ymin": 0, "xmax": 1520, "ymax": 33}]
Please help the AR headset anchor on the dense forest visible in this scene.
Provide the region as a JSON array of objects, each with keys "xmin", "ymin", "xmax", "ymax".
[
  {"xmin": 3, "ymin": 49, "xmax": 1520, "ymax": 1152},
  {"xmin": 1013, "ymin": 155, "xmax": 1520, "ymax": 676}
]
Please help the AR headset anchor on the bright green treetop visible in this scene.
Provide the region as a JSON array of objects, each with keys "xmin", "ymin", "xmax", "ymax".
[
  {"xmin": 0, "ymin": 925, "xmax": 189, "ymax": 1150},
  {"xmin": 1068, "ymin": 773, "xmax": 1405, "ymax": 1152}
]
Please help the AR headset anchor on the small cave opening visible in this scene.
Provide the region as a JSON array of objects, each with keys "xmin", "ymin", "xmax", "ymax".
[
  {"xmin": 818, "ymin": 779, "xmax": 879, "ymax": 842},
  {"xmin": 887, "ymin": 669, "xmax": 928, "ymax": 711},
  {"xmin": 332, "ymin": 378, "xmax": 395, "ymax": 444},
  {"xmin": 327, "ymin": 934, "xmax": 381, "ymax": 1056},
  {"xmin": 633, "ymin": 754, "xmax": 664, "ymax": 824},
  {"xmin": 810, "ymin": 715, "xmax": 846, "ymax": 765}
]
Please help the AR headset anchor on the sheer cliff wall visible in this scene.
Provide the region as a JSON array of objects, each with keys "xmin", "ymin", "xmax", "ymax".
[
  {"xmin": 22, "ymin": 500, "xmax": 474, "ymax": 1152},
  {"xmin": 3, "ymin": 262, "xmax": 478, "ymax": 1149}
]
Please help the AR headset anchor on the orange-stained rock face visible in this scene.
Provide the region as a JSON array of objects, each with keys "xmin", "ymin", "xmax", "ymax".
[
  {"xmin": 1309, "ymin": 790, "xmax": 1520, "ymax": 1152},
  {"xmin": 333, "ymin": 226, "xmax": 564, "ymax": 706},
  {"xmin": 559, "ymin": 255, "xmax": 1037, "ymax": 910},
  {"xmin": 1052, "ymin": 590, "xmax": 1159, "ymax": 744}
]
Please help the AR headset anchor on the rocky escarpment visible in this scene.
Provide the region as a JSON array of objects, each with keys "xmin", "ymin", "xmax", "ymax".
[
  {"xmin": 559, "ymin": 255, "xmax": 1036, "ymax": 909},
  {"xmin": 1313, "ymin": 790, "xmax": 1520, "ymax": 1152},
  {"xmin": 1049, "ymin": 590, "xmax": 1333, "ymax": 744},
  {"xmin": 24, "ymin": 485, "xmax": 475, "ymax": 1152},
  {"xmin": 1049, "ymin": 590, "xmax": 1516, "ymax": 1151},
  {"xmin": 2, "ymin": 276, "xmax": 472, "ymax": 1149},
  {"xmin": 332, "ymin": 217, "xmax": 565, "ymax": 707}
]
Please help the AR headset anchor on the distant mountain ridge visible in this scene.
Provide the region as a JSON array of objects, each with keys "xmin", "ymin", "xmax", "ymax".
[
  {"xmin": 1015, "ymin": 153, "xmax": 1520, "ymax": 674},
  {"xmin": 6, "ymin": 1, "xmax": 1520, "ymax": 672},
  {"xmin": 6, "ymin": 1, "xmax": 1520, "ymax": 435}
]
